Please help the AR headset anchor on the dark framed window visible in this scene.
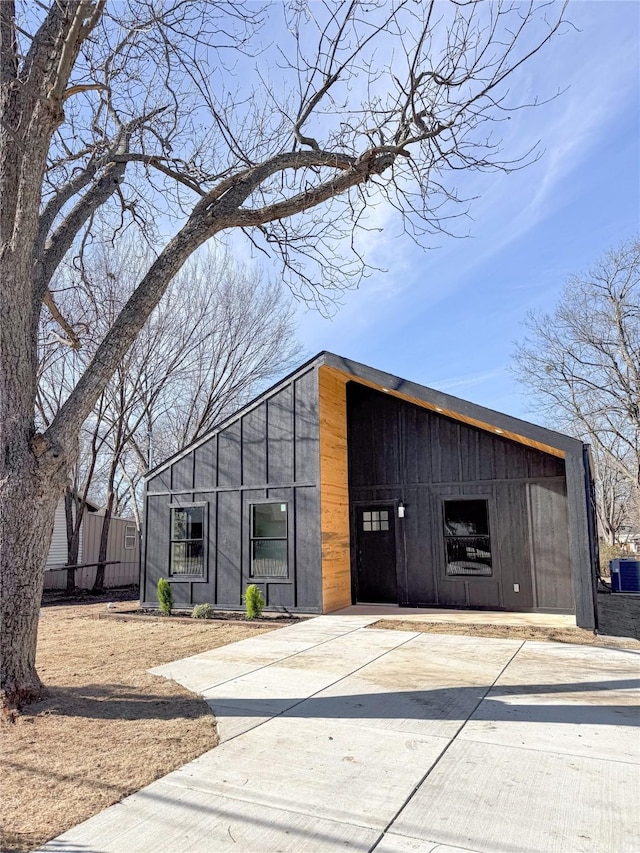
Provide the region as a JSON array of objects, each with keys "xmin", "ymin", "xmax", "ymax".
[
  {"xmin": 170, "ymin": 505, "xmax": 205, "ymax": 577},
  {"xmin": 250, "ymin": 503, "xmax": 288, "ymax": 578},
  {"xmin": 443, "ymin": 499, "xmax": 492, "ymax": 577}
]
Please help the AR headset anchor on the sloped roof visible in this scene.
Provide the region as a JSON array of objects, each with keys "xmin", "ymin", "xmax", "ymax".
[{"xmin": 147, "ymin": 351, "xmax": 581, "ymax": 478}]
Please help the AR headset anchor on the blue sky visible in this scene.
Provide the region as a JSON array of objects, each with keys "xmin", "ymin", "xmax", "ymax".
[{"xmin": 288, "ymin": 1, "xmax": 640, "ymax": 424}]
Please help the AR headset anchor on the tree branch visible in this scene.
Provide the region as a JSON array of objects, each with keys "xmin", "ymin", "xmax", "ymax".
[{"xmin": 42, "ymin": 289, "xmax": 81, "ymax": 349}]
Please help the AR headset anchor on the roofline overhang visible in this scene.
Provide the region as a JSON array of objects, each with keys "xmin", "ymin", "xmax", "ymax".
[{"xmin": 146, "ymin": 350, "xmax": 581, "ymax": 480}]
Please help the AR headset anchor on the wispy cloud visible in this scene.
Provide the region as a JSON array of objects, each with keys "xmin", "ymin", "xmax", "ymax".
[{"xmin": 426, "ymin": 368, "xmax": 506, "ymax": 393}]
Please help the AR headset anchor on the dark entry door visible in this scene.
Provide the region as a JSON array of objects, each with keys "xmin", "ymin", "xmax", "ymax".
[{"xmin": 355, "ymin": 504, "xmax": 397, "ymax": 603}]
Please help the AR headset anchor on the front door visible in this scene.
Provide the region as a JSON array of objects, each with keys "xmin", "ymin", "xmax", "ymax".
[{"xmin": 355, "ymin": 504, "xmax": 397, "ymax": 603}]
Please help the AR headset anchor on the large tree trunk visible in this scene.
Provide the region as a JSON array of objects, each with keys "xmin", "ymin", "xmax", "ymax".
[
  {"xmin": 0, "ymin": 449, "xmax": 65, "ymax": 710},
  {"xmin": 0, "ymin": 237, "xmax": 63, "ymax": 710}
]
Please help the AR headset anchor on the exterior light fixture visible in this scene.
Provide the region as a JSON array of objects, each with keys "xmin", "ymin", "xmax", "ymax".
[{"xmin": 398, "ymin": 502, "xmax": 406, "ymax": 518}]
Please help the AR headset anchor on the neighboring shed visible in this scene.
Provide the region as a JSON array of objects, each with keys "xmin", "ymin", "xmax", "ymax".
[
  {"xmin": 44, "ymin": 497, "xmax": 140, "ymax": 590},
  {"xmin": 141, "ymin": 352, "xmax": 598, "ymax": 628}
]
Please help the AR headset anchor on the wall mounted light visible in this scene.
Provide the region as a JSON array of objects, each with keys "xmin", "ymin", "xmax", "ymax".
[{"xmin": 398, "ymin": 502, "xmax": 405, "ymax": 519}]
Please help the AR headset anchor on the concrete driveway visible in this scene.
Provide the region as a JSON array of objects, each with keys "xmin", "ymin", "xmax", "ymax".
[{"xmin": 40, "ymin": 615, "xmax": 639, "ymax": 853}]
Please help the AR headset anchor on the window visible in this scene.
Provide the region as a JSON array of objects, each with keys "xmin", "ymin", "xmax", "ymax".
[
  {"xmin": 170, "ymin": 506, "xmax": 205, "ymax": 577},
  {"xmin": 443, "ymin": 499, "xmax": 492, "ymax": 577},
  {"xmin": 362, "ymin": 510, "xmax": 389, "ymax": 532},
  {"xmin": 250, "ymin": 503, "xmax": 288, "ymax": 578},
  {"xmin": 124, "ymin": 525, "xmax": 137, "ymax": 550}
]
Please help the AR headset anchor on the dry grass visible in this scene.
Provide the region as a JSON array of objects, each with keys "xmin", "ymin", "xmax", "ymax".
[
  {"xmin": 0, "ymin": 600, "xmax": 275, "ymax": 853},
  {"xmin": 371, "ymin": 619, "xmax": 640, "ymax": 647}
]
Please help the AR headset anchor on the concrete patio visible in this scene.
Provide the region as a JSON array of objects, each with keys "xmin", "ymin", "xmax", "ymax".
[
  {"xmin": 334, "ymin": 604, "xmax": 580, "ymax": 627},
  {"xmin": 39, "ymin": 615, "xmax": 640, "ymax": 852}
]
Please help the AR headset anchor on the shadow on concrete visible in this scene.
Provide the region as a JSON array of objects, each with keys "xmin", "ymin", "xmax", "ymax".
[{"xmin": 207, "ymin": 677, "xmax": 640, "ymax": 727}]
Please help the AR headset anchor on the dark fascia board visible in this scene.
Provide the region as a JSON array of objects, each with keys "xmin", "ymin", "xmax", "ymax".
[
  {"xmin": 322, "ymin": 352, "xmax": 582, "ymax": 456},
  {"xmin": 145, "ymin": 351, "xmax": 329, "ymax": 479},
  {"xmin": 147, "ymin": 349, "xmax": 581, "ymax": 480}
]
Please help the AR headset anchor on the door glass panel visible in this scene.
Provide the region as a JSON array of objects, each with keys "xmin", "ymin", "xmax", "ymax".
[{"xmin": 362, "ymin": 508, "xmax": 393, "ymax": 532}]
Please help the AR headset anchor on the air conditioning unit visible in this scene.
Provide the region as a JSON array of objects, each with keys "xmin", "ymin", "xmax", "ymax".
[{"xmin": 609, "ymin": 559, "xmax": 640, "ymax": 593}]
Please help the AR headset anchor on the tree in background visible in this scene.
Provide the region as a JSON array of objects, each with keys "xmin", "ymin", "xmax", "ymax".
[
  {"xmin": 1, "ymin": 0, "xmax": 569, "ymax": 709},
  {"xmin": 514, "ymin": 237, "xmax": 640, "ymax": 542},
  {"xmin": 38, "ymin": 242, "xmax": 300, "ymax": 591}
]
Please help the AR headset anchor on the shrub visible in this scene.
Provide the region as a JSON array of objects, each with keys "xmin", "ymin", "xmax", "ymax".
[
  {"xmin": 192, "ymin": 603, "xmax": 215, "ymax": 619},
  {"xmin": 243, "ymin": 584, "xmax": 265, "ymax": 619},
  {"xmin": 599, "ymin": 541, "xmax": 628, "ymax": 578},
  {"xmin": 157, "ymin": 578, "xmax": 174, "ymax": 615}
]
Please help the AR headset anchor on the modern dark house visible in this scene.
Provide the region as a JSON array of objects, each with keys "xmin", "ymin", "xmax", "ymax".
[{"xmin": 141, "ymin": 353, "xmax": 599, "ymax": 628}]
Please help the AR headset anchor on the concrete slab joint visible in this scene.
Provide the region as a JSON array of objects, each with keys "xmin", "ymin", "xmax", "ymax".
[{"xmin": 38, "ymin": 616, "xmax": 640, "ymax": 853}]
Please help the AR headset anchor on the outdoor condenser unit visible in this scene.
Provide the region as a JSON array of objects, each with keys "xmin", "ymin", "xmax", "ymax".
[{"xmin": 609, "ymin": 559, "xmax": 640, "ymax": 593}]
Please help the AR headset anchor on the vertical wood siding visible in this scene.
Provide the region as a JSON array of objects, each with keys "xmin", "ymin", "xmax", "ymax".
[
  {"xmin": 347, "ymin": 382, "xmax": 574, "ymax": 613},
  {"xmin": 143, "ymin": 367, "xmax": 322, "ymax": 611},
  {"xmin": 318, "ymin": 366, "xmax": 352, "ymax": 613}
]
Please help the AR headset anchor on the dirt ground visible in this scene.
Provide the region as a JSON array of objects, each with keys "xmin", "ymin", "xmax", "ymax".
[
  {"xmin": 372, "ymin": 619, "xmax": 640, "ymax": 647},
  {"xmin": 0, "ymin": 600, "xmax": 275, "ymax": 853}
]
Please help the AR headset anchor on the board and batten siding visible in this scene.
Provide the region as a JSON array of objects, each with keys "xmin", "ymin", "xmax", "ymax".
[
  {"xmin": 142, "ymin": 366, "xmax": 322, "ymax": 611},
  {"xmin": 141, "ymin": 351, "xmax": 595, "ymax": 624},
  {"xmin": 346, "ymin": 382, "xmax": 575, "ymax": 613}
]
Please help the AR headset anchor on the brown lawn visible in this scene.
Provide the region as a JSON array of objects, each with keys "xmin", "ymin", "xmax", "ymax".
[
  {"xmin": 0, "ymin": 601, "xmax": 275, "ymax": 853},
  {"xmin": 371, "ymin": 619, "xmax": 640, "ymax": 647}
]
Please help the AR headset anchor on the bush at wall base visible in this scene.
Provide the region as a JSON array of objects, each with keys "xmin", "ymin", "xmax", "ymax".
[
  {"xmin": 191, "ymin": 603, "xmax": 215, "ymax": 619},
  {"xmin": 243, "ymin": 584, "xmax": 265, "ymax": 619},
  {"xmin": 157, "ymin": 578, "xmax": 174, "ymax": 615}
]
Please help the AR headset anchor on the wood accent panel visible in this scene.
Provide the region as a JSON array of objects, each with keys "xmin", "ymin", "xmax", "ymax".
[
  {"xmin": 324, "ymin": 365, "xmax": 565, "ymax": 459},
  {"xmin": 318, "ymin": 366, "xmax": 352, "ymax": 612}
]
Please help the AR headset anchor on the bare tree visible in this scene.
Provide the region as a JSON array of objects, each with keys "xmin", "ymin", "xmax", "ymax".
[
  {"xmin": 513, "ymin": 237, "xmax": 640, "ymax": 541},
  {"xmin": 590, "ymin": 448, "xmax": 632, "ymax": 547},
  {"xmin": 151, "ymin": 253, "xmax": 303, "ymax": 453},
  {"xmin": 1, "ymin": 0, "xmax": 569, "ymax": 709},
  {"xmin": 38, "ymin": 241, "xmax": 301, "ymax": 591}
]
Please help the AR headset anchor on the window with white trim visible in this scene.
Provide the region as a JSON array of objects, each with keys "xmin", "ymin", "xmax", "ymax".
[{"xmin": 124, "ymin": 525, "xmax": 137, "ymax": 550}]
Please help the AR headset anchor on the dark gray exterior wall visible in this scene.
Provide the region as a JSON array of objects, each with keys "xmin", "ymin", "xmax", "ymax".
[
  {"xmin": 141, "ymin": 350, "xmax": 596, "ymax": 627},
  {"xmin": 346, "ymin": 382, "xmax": 581, "ymax": 616},
  {"xmin": 141, "ymin": 366, "xmax": 322, "ymax": 611}
]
